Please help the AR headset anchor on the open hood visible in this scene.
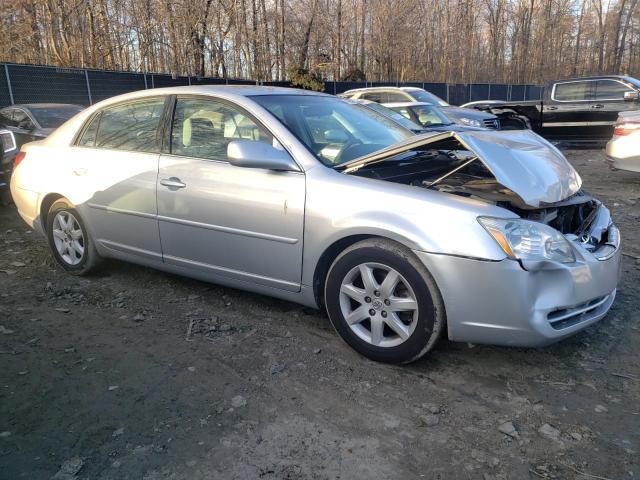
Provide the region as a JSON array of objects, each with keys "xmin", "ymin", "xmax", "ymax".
[{"xmin": 338, "ymin": 130, "xmax": 582, "ymax": 207}]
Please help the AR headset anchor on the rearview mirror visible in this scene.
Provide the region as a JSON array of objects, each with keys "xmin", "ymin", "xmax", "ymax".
[
  {"xmin": 227, "ymin": 140, "xmax": 299, "ymax": 171},
  {"xmin": 624, "ymin": 91, "xmax": 639, "ymax": 102}
]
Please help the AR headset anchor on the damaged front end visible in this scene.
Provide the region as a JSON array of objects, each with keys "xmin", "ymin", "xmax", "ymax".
[{"xmin": 338, "ymin": 130, "xmax": 619, "ymax": 262}]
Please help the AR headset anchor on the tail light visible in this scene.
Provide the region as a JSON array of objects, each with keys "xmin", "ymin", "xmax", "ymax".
[
  {"xmin": 614, "ymin": 122, "xmax": 640, "ymax": 136},
  {"xmin": 13, "ymin": 151, "xmax": 26, "ymax": 169}
]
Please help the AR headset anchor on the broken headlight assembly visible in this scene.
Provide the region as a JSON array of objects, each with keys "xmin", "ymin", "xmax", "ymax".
[{"xmin": 478, "ymin": 217, "xmax": 576, "ymax": 264}]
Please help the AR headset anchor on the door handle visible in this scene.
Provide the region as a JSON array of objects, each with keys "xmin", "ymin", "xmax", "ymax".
[
  {"xmin": 160, "ymin": 177, "xmax": 186, "ymax": 190},
  {"xmin": 591, "ymin": 104, "xmax": 604, "ymax": 109},
  {"xmin": 546, "ymin": 106, "xmax": 558, "ymax": 111},
  {"xmin": 73, "ymin": 168, "xmax": 87, "ymax": 176}
]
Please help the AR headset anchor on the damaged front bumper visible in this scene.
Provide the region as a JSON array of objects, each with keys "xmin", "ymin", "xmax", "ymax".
[{"xmin": 414, "ymin": 224, "xmax": 621, "ymax": 347}]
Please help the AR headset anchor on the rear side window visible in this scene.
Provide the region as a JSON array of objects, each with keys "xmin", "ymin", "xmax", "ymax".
[
  {"xmin": 361, "ymin": 92, "xmax": 383, "ymax": 103},
  {"xmin": 553, "ymin": 82, "xmax": 592, "ymax": 101},
  {"xmin": 595, "ymin": 80, "xmax": 634, "ymax": 100},
  {"xmin": 385, "ymin": 92, "xmax": 409, "ymax": 102},
  {"xmin": 92, "ymin": 98, "xmax": 165, "ymax": 153},
  {"xmin": 77, "ymin": 113, "xmax": 101, "ymax": 147}
]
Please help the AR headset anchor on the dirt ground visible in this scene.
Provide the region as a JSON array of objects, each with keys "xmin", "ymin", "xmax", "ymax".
[{"xmin": 0, "ymin": 149, "xmax": 638, "ymax": 480}]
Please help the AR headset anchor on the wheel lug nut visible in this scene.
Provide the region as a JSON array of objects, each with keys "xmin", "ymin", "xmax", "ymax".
[
  {"xmin": 381, "ymin": 311, "xmax": 388, "ymax": 318},
  {"xmin": 374, "ymin": 290, "xmax": 380, "ymax": 297},
  {"xmin": 365, "ymin": 296, "xmax": 371, "ymax": 303},
  {"xmin": 369, "ymin": 309, "xmax": 376, "ymax": 316},
  {"xmin": 384, "ymin": 299, "xmax": 390, "ymax": 306}
]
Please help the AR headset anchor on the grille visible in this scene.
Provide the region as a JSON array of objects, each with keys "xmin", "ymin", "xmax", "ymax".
[
  {"xmin": 483, "ymin": 118, "xmax": 500, "ymax": 129},
  {"xmin": 547, "ymin": 294, "xmax": 611, "ymax": 330}
]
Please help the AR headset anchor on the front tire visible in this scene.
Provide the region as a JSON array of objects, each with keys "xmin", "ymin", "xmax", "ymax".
[
  {"xmin": 325, "ymin": 238, "xmax": 445, "ymax": 364},
  {"xmin": 46, "ymin": 199, "xmax": 100, "ymax": 275}
]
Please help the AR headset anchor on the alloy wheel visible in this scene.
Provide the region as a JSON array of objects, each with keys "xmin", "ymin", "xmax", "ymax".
[
  {"xmin": 52, "ymin": 211, "xmax": 85, "ymax": 266},
  {"xmin": 339, "ymin": 262, "xmax": 419, "ymax": 348}
]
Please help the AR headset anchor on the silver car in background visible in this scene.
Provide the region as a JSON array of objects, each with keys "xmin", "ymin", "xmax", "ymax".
[
  {"xmin": 606, "ymin": 111, "xmax": 640, "ymax": 172},
  {"xmin": 11, "ymin": 86, "xmax": 621, "ymax": 363}
]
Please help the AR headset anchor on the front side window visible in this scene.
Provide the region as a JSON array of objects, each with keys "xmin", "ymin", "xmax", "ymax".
[
  {"xmin": 361, "ymin": 92, "xmax": 383, "ymax": 103},
  {"xmin": 252, "ymin": 95, "xmax": 413, "ymax": 166},
  {"xmin": 171, "ymin": 97, "xmax": 272, "ymax": 161},
  {"xmin": 595, "ymin": 80, "xmax": 634, "ymax": 100},
  {"xmin": 94, "ymin": 98, "xmax": 165, "ymax": 152},
  {"xmin": 553, "ymin": 82, "xmax": 592, "ymax": 101}
]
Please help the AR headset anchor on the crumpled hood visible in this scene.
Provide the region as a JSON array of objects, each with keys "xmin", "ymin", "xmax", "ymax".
[{"xmin": 339, "ymin": 129, "xmax": 582, "ymax": 207}]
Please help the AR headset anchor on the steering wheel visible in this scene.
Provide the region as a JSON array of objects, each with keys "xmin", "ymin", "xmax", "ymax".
[{"xmin": 334, "ymin": 139, "xmax": 365, "ymax": 164}]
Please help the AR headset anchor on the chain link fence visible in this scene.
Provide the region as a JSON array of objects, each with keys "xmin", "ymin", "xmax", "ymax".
[{"xmin": 0, "ymin": 62, "xmax": 543, "ymax": 108}]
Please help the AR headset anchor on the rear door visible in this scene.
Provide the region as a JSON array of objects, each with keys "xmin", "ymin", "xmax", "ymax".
[
  {"xmin": 156, "ymin": 96, "xmax": 305, "ymax": 291},
  {"xmin": 70, "ymin": 97, "xmax": 167, "ymax": 261},
  {"xmin": 542, "ymin": 80, "xmax": 595, "ymax": 140}
]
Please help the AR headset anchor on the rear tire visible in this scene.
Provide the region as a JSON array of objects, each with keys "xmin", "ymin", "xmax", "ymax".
[
  {"xmin": 46, "ymin": 199, "xmax": 100, "ymax": 275},
  {"xmin": 324, "ymin": 238, "xmax": 445, "ymax": 364}
]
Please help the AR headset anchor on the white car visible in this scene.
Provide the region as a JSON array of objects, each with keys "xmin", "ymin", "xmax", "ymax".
[{"xmin": 606, "ymin": 111, "xmax": 640, "ymax": 172}]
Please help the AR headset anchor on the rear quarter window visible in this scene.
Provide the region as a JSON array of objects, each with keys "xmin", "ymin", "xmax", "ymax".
[{"xmin": 553, "ymin": 82, "xmax": 592, "ymax": 101}]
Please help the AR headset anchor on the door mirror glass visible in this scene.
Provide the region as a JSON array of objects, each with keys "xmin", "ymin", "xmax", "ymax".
[
  {"xmin": 227, "ymin": 140, "xmax": 299, "ymax": 171},
  {"xmin": 624, "ymin": 91, "xmax": 639, "ymax": 102}
]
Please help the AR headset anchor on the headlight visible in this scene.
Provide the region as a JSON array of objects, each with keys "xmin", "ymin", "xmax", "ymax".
[
  {"xmin": 478, "ymin": 217, "xmax": 576, "ymax": 264},
  {"xmin": 459, "ymin": 117, "xmax": 482, "ymax": 127}
]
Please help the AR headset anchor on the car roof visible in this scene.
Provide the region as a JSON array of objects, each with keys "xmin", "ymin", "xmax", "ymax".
[
  {"xmin": 342, "ymin": 86, "xmax": 406, "ymax": 93},
  {"xmin": 556, "ymin": 75, "xmax": 631, "ymax": 82}
]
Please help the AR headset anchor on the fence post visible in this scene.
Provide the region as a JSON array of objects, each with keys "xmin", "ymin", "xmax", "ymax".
[
  {"xmin": 4, "ymin": 64, "xmax": 14, "ymax": 105},
  {"xmin": 151, "ymin": 75, "xmax": 155, "ymax": 88},
  {"xmin": 488, "ymin": 83, "xmax": 491, "ymax": 100},
  {"xmin": 84, "ymin": 70, "xmax": 93, "ymax": 105},
  {"xmin": 144, "ymin": 73, "xmax": 148, "ymax": 89},
  {"xmin": 446, "ymin": 84, "xmax": 450, "ymax": 104}
]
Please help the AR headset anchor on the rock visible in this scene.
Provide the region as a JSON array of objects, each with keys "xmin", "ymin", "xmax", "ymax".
[
  {"xmin": 187, "ymin": 366, "xmax": 196, "ymax": 372},
  {"xmin": 0, "ymin": 326, "xmax": 14, "ymax": 334},
  {"xmin": 9, "ymin": 261, "xmax": 26, "ymax": 267},
  {"xmin": 594, "ymin": 404, "xmax": 608, "ymax": 413},
  {"xmin": 219, "ymin": 324, "xmax": 232, "ymax": 332},
  {"xmin": 0, "ymin": 431, "xmax": 11, "ymax": 438},
  {"xmin": 231, "ymin": 395, "xmax": 247, "ymax": 408},
  {"xmin": 418, "ymin": 414, "xmax": 439, "ymax": 427},
  {"xmin": 112, "ymin": 427, "xmax": 125, "ymax": 437},
  {"xmin": 108, "ymin": 385, "xmax": 119, "ymax": 391},
  {"xmin": 421, "ymin": 403, "xmax": 440, "ymax": 414},
  {"xmin": 111, "ymin": 460, "xmax": 122, "ymax": 468},
  {"xmin": 133, "ymin": 313, "xmax": 145, "ymax": 323},
  {"xmin": 17, "ymin": 371, "xmax": 28, "ymax": 376},
  {"xmin": 55, "ymin": 308, "xmax": 70, "ymax": 314},
  {"xmin": 270, "ymin": 364, "xmax": 286, "ymax": 374},
  {"xmin": 497, "ymin": 421, "xmax": 518, "ymax": 438},
  {"xmin": 313, "ymin": 348, "xmax": 321, "ymax": 354},
  {"xmin": 570, "ymin": 432, "xmax": 583, "ymax": 441},
  {"xmin": 538, "ymin": 423, "xmax": 561, "ymax": 440},
  {"xmin": 52, "ymin": 457, "xmax": 83, "ymax": 479}
]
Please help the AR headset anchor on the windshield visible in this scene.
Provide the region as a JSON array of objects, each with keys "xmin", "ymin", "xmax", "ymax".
[
  {"xmin": 29, "ymin": 105, "xmax": 84, "ymax": 128},
  {"xmin": 405, "ymin": 90, "xmax": 449, "ymax": 106},
  {"xmin": 251, "ymin": 95, "xmax": 413, "ymax": 166},
  {"xmin": 362, "ymin": 102, "xmax": 424, "ymax": 131},
  {"xmin": 389, "ymin": 104, "xmax": 453, "ymax": 127}
]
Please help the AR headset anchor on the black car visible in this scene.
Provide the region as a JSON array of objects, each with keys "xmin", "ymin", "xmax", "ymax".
[
  {"xmin": 0, "ymin": 103, "xmax": 84, "ymax": 197},
  {"xmin": 463, "ymin": 76, "xmax": 640, "ymax": 144}
]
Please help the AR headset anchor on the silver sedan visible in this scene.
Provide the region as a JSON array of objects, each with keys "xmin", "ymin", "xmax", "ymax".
[{"xmin": 10, "ymin": 86, "xmax": 621, "ymax": 363}]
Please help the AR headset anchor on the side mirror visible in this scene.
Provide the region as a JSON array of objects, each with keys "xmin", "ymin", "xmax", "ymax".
[
  {"xmin": 18, "ymin": 120, "xmax": 32, "ymax": 130},
  {"xmin": 624, "ymin": 91, "xmax": 639, "ymax": 102},
  {"xmin": 227, "ymin": 140, "xmax": 299, "ymax": 171}
]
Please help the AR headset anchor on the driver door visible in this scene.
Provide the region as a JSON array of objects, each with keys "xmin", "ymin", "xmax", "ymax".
[{"xmin": 157, "ymin": 96, "xmax": 305, "ymax": 292}]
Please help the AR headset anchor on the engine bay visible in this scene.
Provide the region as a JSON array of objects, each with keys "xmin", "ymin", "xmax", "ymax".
[{"xmin": 350, "ymin": 141, "xmax": 604, "ymax": 243}]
